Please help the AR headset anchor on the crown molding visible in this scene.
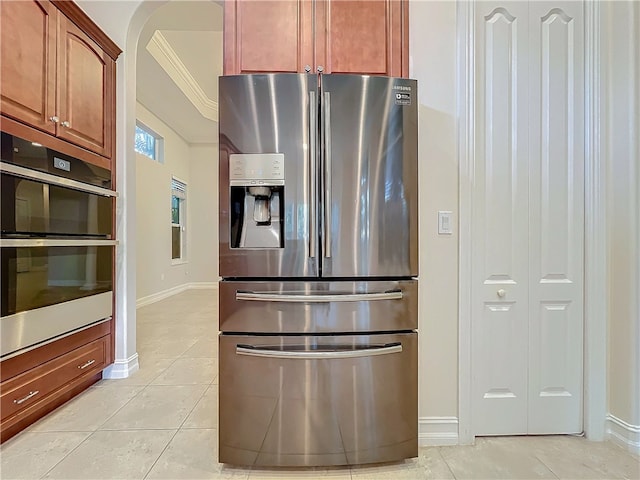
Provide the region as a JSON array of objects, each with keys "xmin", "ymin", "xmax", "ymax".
[{"xmin": 147, "ymin": 31, "xmax": 218, "ymax": 122}]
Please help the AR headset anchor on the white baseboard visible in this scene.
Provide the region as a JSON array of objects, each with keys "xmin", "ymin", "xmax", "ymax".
[
  {"xmin": 419, "ymin": 416, "xmax": 459, "ymax": 446},
  {"xmin": 136, "ymin": 282, "xmax": 218, "ymax": 308},
  {"xmin": 606, "ymin": 414, "xmax": 640, "ymax": 455},
  {"xmin": 103, "ymin": 353, "xmax": 140, "ymax": 379}
]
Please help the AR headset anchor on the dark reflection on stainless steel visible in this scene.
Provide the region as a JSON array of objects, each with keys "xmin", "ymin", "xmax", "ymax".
[
  {"xmin": 219, "ymin": 332, "xmax": 417, "ymax": 467},
  {"xmin": 1, "ymin": 173, "xmax": 113, "ymax": 238},
  {"xmin": 1, "ymin": 245, "xmax": 113, "ymax": 317}
]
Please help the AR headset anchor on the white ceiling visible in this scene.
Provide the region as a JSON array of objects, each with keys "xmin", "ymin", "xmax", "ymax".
[{"xmin": 136, "ymin": 1, "xmax": 223, "ymax": 144}]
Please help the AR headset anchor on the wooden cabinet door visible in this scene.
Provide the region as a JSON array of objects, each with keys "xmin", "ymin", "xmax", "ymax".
[
  {"xmin": 56, "ymin": 15, "xmax": 113, "ymax": 158},
  {"xmin": 315, "ymin": 0, "xmax": 408, "ymax": 77},
  {"xmin": 0, "ymin": 0, "xmax": 57, "ymax": 134},
  {"xmin": 224, "ymin": 0, "xmax": 313, "ymax": 74}
]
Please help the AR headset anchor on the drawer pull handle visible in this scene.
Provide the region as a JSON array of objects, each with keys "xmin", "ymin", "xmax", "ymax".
[
  {"xmin": 236, "ymin": 290, "xmax": 403, "ymax": 303},
  {"xmin": 78, "ymin": 359, "xmax": 96, "ymax": 370},
  {"xmin": 14, "ymin": 390, "xmax": 40, "ymax": 405},
  {"xmin": 236, "ymin": 342, "xmax": 402, "ymax": 359}
]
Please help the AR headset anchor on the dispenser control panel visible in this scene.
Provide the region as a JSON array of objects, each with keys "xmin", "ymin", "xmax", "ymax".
[{"xmin": 230, "ymin": 154, "xmax": 284, "ymax": 185}]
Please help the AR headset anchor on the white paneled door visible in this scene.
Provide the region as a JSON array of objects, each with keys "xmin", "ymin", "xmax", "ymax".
[{"xmin": 472, "ymin": 1, "xmax": 584, "ymax": 435}]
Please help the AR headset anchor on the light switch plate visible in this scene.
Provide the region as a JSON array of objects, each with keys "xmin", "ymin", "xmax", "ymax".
[{"xmin": 438, "ymin": 211, "xmax": 453, "ymax": 235}]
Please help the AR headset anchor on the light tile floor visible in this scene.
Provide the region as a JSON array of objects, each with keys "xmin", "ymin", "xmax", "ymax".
[{"xmin": 1, "ymin": 289, "xmax": 638, "ymax": 479}]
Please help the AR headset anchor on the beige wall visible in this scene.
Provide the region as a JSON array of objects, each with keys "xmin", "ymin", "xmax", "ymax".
[
  {"xmin": 188, "ymin": 144, "xmax": 219, "ymax": 283},
  {"xmin": 603, "ymin": 1, "xmax": 640, "ymax": 430},
  {"xmin": 409, "ymin": 1, "xmax": 459, "ymax": 420},
  {"xmin": 135, "ymin": 103, "xmax": 219, "ymax": 300},
  {"xmin": 135, "ymin": 103, "xmax": 190, "ymax": 299}
]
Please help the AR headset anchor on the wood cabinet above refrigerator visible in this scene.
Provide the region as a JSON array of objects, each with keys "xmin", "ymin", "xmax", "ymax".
[
  {"xmin": 223, "ymin": 0, "xmax": 408, "ymax": 77},
  {"xmin": 0, "ymin": 0, "xmax": 121, "ymax": 160}
]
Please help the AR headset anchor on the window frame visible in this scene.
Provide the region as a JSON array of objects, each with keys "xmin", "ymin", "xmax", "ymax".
[
  {"xmin": 135, "ymin": 121, "xmax": 164, "ymax": 163},
  {"xmin": 171, "ymin": 176, "xmax": 187, "ymax": 264}
]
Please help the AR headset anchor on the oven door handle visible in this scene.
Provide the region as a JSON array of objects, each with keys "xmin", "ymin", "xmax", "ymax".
[
  {"xmin": 236, "ymin": 342, "xmax": 402, "ymax": 359},
  {"xmin": 0, "ymin": 161, "xmax": 117, "ymax": 197},
  {"xmin": 235, "ymin": 290, "xmax": 403, "ymax": 303},
  {"xmin": 0, "ymin": 239, "xmax": 117, "ymax": 247}
]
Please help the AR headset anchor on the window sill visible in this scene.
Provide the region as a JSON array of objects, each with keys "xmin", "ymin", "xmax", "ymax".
[{"xmin": 171, "ymin": 259, "xmax": 188, "ymax": 266}]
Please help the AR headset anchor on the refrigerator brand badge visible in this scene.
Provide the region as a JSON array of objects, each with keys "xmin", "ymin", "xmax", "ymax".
[{"xmin": 393, "ymin": 85, "xmax": 412, "ymax": 106}]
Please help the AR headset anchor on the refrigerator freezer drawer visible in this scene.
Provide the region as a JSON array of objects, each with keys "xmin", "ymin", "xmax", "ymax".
[
  {"xmin": 219, "ymin": 279, "xmax": 417, "ymax": 333},
  {"xmin": 218, "ymin": 332, "xmax": 418, "ymax": 467}
]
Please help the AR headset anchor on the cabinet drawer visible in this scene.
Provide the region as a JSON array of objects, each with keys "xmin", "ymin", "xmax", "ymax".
[{"xmin": 0, "ymin": 336, "xmax": 107, "ymax": 420}]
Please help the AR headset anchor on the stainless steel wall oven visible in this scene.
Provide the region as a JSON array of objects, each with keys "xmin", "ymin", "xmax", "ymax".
[{"xmin": 0, "ymin": 132, "xmax": 116, "ymax": 359}]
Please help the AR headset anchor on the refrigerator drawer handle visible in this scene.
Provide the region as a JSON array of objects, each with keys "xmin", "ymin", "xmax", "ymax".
[
  {"xmin": 235, "ymin": 291, "xmax": 403, "ymax": 302},
  {"xmin": 236, "ymin": 343, "xmax": 402, "ymax": 359}
]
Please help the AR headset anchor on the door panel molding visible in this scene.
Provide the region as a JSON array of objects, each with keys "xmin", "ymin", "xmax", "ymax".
[
  {"xmin": 527, "ymin": 1, "xmax": 584, "ymax": 434},
  {"xmin": 457, "ymin": 0, "xmax": 605, "ymax": 442}
]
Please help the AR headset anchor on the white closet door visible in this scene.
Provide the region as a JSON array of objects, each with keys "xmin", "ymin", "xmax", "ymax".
[
  {"xmin": 472, "ymin": 1, "xmax": 530, "ymax": 435},
  {"xmin": 527, "ymin": 1, "xmax": 584, "ymax": 434},
  {"xmin": 471, "ymin": 1, "xmax": 584, "ymax": 435}
]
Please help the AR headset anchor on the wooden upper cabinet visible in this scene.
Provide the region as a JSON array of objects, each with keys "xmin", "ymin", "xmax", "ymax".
[
  {"xmin": 57, "ymin": 16, "xmax": 113, "ymax": 158},
  {"xmin": 224, "ymin": 0, "xmax": 408, "ymax": 77},
  {"xmin": 0, "ymin": 0, "xmax": 57, "ymax": 134},
  {"xmin": 225, "ymin": 1, "xmax": 313, "ymax": 73},
  {"xmin": 0, "ymin": 0, "xmax": 120, "ymax": 160},
  {"xmin": 316, "ymin": 0, "xmax": 406, "ymax": 76}
]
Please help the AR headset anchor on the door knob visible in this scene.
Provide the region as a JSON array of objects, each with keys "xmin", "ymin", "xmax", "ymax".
[
  {"xmin": 61, "ymin": 121, "xmax": 70, "ymax": 128},
  {"xmin": 317, "ymin": 65, "xmax": 324, "ymax": 73},
  {"xmin": 497, "ymin": 289, "xmax": 506, "ymax": 298},
  {"xmin": 49, "ymin": 116, "xmax": 59, "ymax": 123},
  {"xmin": 304, "ymin": 65, "xmax": 311, "ymax": 73}
]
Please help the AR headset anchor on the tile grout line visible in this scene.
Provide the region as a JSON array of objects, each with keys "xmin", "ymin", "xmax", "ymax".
[
  {"xmin": 36, "ymin": 370, "xmax": 163, "ymax": 478},
  {"xmin": 38, "ymin": 430, "xmax": 96, "ymax": 479},
  {"xmin": 92, "ymin": 382, "xmax": 151, "ymax": 431},
  {"xmin": 141, "ymin": 428, "xmax": 180, "ymax": 480},
  {"xmin": 141, "ymin": 380, "xmax": 210, "ymax": 479},
  {"xmin": 436, "ymin": 446, "xmax": 459, "ymax": 480},
  {"xmin": 532, "ymin": 453, "xmax": 561, "ymax": 480}
]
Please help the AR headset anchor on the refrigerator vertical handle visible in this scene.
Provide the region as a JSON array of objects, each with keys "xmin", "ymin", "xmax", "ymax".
[
  {"xmin": 308, "ymin": 91, "xmax": 317, "ymax": 259},
  {"xmin": 323, "ymin": 91, "xmax": 332, "ymax": 259}
]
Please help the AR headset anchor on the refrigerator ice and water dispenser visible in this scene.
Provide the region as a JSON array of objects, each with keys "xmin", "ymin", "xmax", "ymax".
[{"xmin": 229, "ymin": 153, "xmax": 284, "ymax": 249}]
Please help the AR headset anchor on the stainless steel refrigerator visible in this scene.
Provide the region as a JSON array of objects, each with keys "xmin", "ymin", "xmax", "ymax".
[{"xmin": 218, "ymin": 73, "xmax": 418, "ymax": 467}]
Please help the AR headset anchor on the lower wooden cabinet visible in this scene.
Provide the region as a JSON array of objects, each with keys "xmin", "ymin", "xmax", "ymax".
[{"xmin": 0, "ymin": 324, "xmax": 111, "ymax": 443}]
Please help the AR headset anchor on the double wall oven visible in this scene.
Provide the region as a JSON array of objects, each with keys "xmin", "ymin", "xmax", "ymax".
[{"xmin": 0, "ymin": 132, "xmax": 116, "ymax": 360}]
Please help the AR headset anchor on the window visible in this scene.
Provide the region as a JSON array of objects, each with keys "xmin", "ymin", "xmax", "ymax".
[
  {"xmin": 135, "ymin": 122, "xmax": 163, "ymax": 162},
  {"xmin": 171, "ymin": 177, "xmax": 187, "ymax": 261}
]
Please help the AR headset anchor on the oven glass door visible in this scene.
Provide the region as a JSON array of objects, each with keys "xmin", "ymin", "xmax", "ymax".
[
  {"xmin": 1, "ymin": 245, "xmax": 113, "ymax": 316},
  {"xmin": 1, "ymin": 174, "xmax": 112, "ymax": 238}
]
